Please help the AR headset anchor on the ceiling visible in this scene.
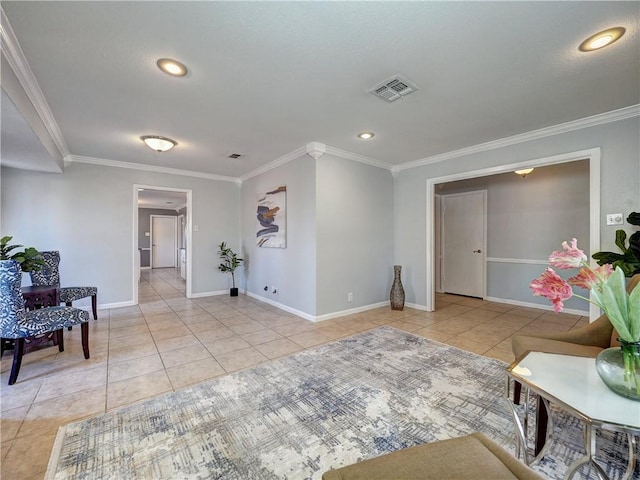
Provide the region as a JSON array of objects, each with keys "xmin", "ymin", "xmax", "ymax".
[
  {"xmin": 137, "ymin": 189, "xmax": 187, "ymax": 211},
  {"xmin": 1, "ymin": 2, "xmax": 638, "ymax": 179}
]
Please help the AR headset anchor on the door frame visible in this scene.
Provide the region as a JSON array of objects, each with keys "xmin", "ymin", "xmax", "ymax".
[
  {"xmin": 440, "ymin": 190, "xmax": 487, "ymax": 298},
  {"xmin": 133, "ymin": 184, "xmax": 193, "ymax": 302},
  {"xmin": 425, "ymin": 147, "xmax": 601, "ymax": 319},
  {"xmin": 150, "ymin": 214, "xmax": 177, "ymax": 268}
]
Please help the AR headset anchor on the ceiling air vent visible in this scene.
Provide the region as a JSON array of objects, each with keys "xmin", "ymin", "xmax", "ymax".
[
  {"xmin": 226, "ymin": 153, "xmax": 244, "ymax": 159},
  {"xmin": 369, "ymin": 74, "xmax": 419, "ymax": 103}
]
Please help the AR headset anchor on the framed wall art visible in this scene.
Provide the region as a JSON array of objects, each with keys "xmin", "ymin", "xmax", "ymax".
[{"xmin": 257, "ymin": 185, "xmax": 286, "ymax": 248}]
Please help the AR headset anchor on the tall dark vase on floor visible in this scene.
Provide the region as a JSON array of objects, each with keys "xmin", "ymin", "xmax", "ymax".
[{"xmin": 390, "ymin": 265, "xmax": 405, "ymax": 310}]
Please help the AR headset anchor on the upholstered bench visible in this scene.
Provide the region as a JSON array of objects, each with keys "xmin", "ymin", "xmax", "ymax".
[{"xmin": 322, "ymin": 432, "xmax": 543, "ymax": 480}]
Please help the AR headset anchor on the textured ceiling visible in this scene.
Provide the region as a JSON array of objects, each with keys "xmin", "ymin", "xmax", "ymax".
[{"xmin": 1, "ymin": 1, "xmax": 639, "ymax": 178}]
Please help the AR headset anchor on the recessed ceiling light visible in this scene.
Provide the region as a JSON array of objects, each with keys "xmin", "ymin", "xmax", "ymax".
[
  {"xmin": 579, "ymin": 27, "xmax": 625, "ymax": 52},
  {"xmin": 156, "ymin": 58, "xmax": 188, "ymax": 77},
  {"xmin": 357, "ymin": 132, "xmax": 375, "ymax": 140},
  {"xmin": 140, "ymin": 135, "xmax": 177, "ymax": 152}
]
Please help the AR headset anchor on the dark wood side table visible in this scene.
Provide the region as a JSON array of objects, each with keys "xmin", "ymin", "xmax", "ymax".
[
  {"xmin": 0, "ymin": 286, "xmax": 60, "ymax": 355},
  {"xmin": 21, "ymin": 285, "xmax": 59, "ymax": 311}
]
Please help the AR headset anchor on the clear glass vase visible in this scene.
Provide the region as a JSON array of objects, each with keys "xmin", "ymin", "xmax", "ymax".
[{"xmin": 595, "ymin": 339, "xmax": 640, "ymax": 401}]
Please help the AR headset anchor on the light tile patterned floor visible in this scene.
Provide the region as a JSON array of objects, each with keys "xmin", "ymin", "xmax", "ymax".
[{"xmin": 0, "ymin": 268, "xmax": 587, "ymax": 479}]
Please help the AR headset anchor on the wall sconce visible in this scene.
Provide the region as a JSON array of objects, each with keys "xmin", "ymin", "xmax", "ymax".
[{"xmin": 514, "ymin": 168, "xmax": 534, "ymax": 178}]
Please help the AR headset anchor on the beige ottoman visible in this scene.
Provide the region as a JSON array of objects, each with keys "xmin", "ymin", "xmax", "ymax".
[{"xmin": 322, "ymin": 432, "xmax": 543, "ymax": 480}]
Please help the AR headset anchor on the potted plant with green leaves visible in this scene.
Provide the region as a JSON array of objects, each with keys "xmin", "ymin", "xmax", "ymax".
[
  {"xmin": 217, "ymin": 241, "xmax": 243, "ymax": 296},
  {"xmin": 0, "ymin": 236, "xmax": 44, "ymax": 272},
  {"xmin": 593, "ymin": 212, "xmax": 640, "ymax": 277}
]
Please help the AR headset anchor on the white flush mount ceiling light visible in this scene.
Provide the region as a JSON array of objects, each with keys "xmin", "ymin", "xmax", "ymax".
[
  {"xmin": 157, "ymin": 58, "xmax": 189, "ymax": 77},
  {"xmin": 141, "ymin": 135, "xmax": 177, "ymax": 152},
  {"xmin": 579, "ymin": 27, "xmax": 625, "ymax": 52},
  {"xmin": 357, "ymin": 132, "xmax": 375, "ymax": 140},
  {"xmin": 514, "ymin": 168, "xmax": 534, "ymax": 178}
]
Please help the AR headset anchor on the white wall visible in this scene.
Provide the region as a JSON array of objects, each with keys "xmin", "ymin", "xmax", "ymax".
[
  {"xmin": 316, "ymin": 154, "xmax": 393, "ymax": 316},
  {"xmin": 1, "ymin": 162, "xmax": 240, "ymax": 306},
  {"xmin": 394, "ymin": 116, "xmax": 640, "ymax": 308},
  {"xmin": 240, "ymin": 154, "xmax": 317, "ymax": 316}
]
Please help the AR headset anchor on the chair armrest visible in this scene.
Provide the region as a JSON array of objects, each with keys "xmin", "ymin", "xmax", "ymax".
[{"xmin": 516, "ymin": 314, "xmax": 613, "ymax": 349}]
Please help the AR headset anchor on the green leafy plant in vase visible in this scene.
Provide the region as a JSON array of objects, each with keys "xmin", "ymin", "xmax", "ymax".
[
  {"xmin": 217, "ymin": 241, "xmax": 243, "ymax": 297},
  {"xmin": 0, "ymin": 236, "xmax": 44, "ymax": 272},
  {"xmin": 592, "ymin": 212, "xmax": 640, "ymax": 277}
]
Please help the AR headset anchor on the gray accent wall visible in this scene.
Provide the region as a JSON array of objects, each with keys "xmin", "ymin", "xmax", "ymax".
[
  {"xmin": 1, "ymin": 162, "xmax": 240, "ymax": 306},
  {"xmin": 240, "ymin": 152, "xmax": 394, "ymax": 318},
  {"xmin": 394, "ymin": 116, "xmax": 640, "ymax": 308},
  {"xmin": 240, "ymin": 154, "xmax": 317, "ymax": 316},
  {"xmin": 316, "ymin": 154, "xmax": 393, "ymax": 316}
]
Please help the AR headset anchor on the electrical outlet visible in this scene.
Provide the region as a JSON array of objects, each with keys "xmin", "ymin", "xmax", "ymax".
[
  {"xmin": 347, "ymin": 292, "xmax": 353, "ymax": 302},
  {"xmin": 272, "ymin": 286, "xmax": 278, "ymax": 295},
  {"xmin": 263, "ymin": 285, "xmax": 268, "ymax": 292},
  {"xmin": 606, "ymin": 213, "xmax": 624, "ymax": 226}
]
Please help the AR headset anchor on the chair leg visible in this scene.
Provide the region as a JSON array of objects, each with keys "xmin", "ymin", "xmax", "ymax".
[
  {"xmin": 65, "ymin": 302, "xmax": 74, "ymax": 330},
  {"xmin": 9, "ymin": 338, "xmax": 25, "ymax": 385},
  {"xmin": 56, "ymin": 329, "xmax": 65, "ymax": 352},
  {"xmin": 81, "ymin": 322, "xmax": 90, "ymax": 359},
  {"xmin": 91, "ymin": 294, "xmax": 98, "ymax": 320},
  {"xmin": 535, "ymin": 395, "xmax": 549, "ymax": 455},
  {"xmin": 513, "ymin": 380, "xmax": 522, "ymax": 405}
]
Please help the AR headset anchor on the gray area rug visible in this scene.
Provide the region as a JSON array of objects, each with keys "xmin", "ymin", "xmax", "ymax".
[{"xmin": 47, "ymin": 327, "xmax": 634, "ymax": 479}]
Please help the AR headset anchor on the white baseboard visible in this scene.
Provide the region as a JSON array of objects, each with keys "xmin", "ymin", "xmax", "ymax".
[
  {"xmin": 80, "ymin": 300, "xmax": 136, "ymax": 311},
  {"xmin": 405, "ymin": 302, "xmax": 430, "ymax": 312},
  {"xmin": 313, "ymin": 302, "xmax": 389, "ymax": 322},
  {"xmin": 484, "ymin": 296, "xmax": 589, "ymax": 317},
  {"xmin": 245, "ymin": 291, "xmax": 316, "ymax": 321},
  {"xmin": 189, "ymin": 290, "xmax": 230, "ymax": 299},
  {"xmin": 245, "ymin": 292, "xmax": 391, "ymax": 323}
]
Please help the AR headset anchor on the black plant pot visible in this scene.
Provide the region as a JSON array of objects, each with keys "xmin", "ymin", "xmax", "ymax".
[{"xmin": 230, "ymin": 287, "xmax": 239, "ymax": 297}]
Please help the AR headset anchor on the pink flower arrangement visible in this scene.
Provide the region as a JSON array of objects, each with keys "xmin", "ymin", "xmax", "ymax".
[
  {"xmin": 532, "ymin": 239, "xmax": 640, "ymax": 398},
  {"xmin": 530, "ymin": 238, "xmax": 638, "ymax": 343}
]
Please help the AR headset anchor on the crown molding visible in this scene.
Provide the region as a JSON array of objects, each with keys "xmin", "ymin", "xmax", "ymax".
[
  {"xmin": 66, "ymin": 155, "xmax": 239, "ymax": 183},
  {"xmin": 324, "ymin": 145, "xmax": 393, "ymax": 171},
  {"xmin": 1, "ymin": 7, "xmax": 69, "ymax": 157},
  {"xmin": 306, "ymin": 142, "xmax": 326, "ymax": 160},
  {"xmin": 239, "ymin": 145, "xmax": 308, "ymax": 183},
  {"xmin": 240, "ymin": 142, "xmax": 393, "ymax": 183},
  {"xmin": 397, "ymin": 104, "xmax": 640, "ymax": 172}
]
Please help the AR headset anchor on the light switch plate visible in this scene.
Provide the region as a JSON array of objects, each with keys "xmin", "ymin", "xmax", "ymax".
[{"xmin": 606, "ymin": 213, "xmax": 624, "ymax": 226}]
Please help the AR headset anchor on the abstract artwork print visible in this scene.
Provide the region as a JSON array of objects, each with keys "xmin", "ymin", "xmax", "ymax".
[{"xmin": 257, "ymin": 185, "xmax": 286, "ymax": 248}]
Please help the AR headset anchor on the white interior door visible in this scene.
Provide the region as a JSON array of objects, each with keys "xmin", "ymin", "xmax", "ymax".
[
  {"xmin": 151, "ymin": 216, "xmax": 177, "ymax": 268},
  {"xmin": 441, "ymin": 191, "xmax": 486, "ymax": 298}
]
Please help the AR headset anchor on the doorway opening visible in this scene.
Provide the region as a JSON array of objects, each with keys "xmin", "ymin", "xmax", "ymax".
[
  {"xmin": 426, "ymin": 147, "xmax": 601, "ymax": 319},
  {"xmin": 133, "ymin": 185, "xmax": 193, "ymax": 304}
]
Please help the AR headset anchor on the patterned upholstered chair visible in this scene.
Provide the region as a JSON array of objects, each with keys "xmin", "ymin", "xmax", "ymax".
[
  {"xmin": 1, "ymin": 260, "xmax": 90, "ymax": 385},
  {"xmin": 30, "ymin": 251, "xmax": 98, "ymax": 320}
]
